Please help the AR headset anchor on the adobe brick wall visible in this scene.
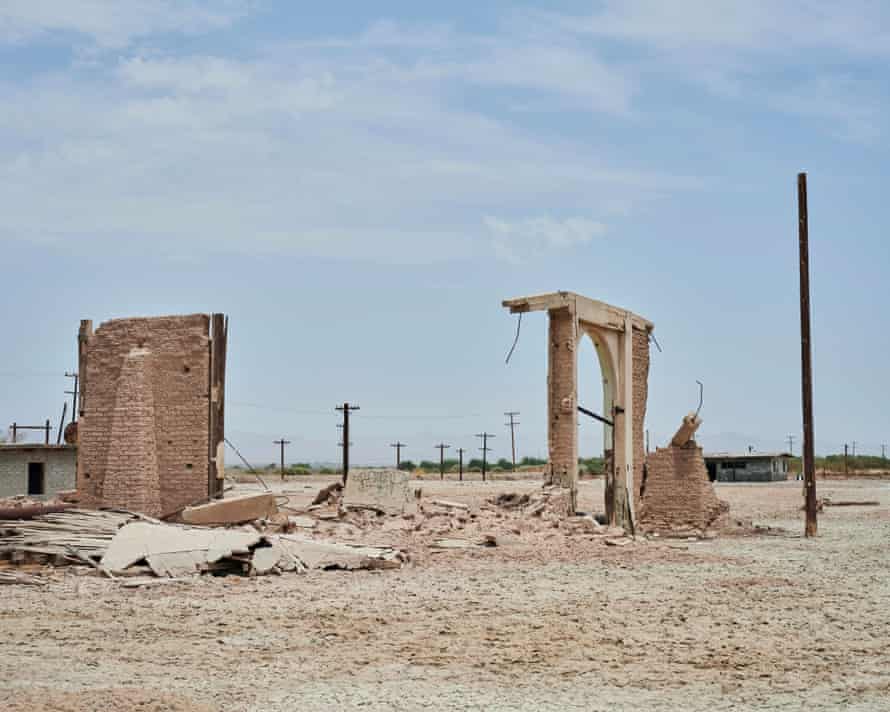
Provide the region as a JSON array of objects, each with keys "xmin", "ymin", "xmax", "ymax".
[
  {"xmin": 640, "ymin": 444, "xmax": 728, "ymax": 532},
  {"xmin": 547, "ymin": 307, "xmax": 577, "ymax": 491},
  {"xmin": 77, "ymin": 315, "xmax": 211, "ymax": 517},
  {"xmin": 631, "ymin": 326, "xmax": 649, "ymax": 512}
]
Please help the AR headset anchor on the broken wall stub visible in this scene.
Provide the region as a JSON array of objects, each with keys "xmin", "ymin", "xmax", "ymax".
[
  {"xmin": 639, "ymin": 443, "xmax": 728, "ymax": 533},
  {"xmin": 343, "ymin": 469, "xmax": 418, "ymax": 515},
  {"xmin": 76, "ymin": 314, "xmax": 227, "ymax": 517}
]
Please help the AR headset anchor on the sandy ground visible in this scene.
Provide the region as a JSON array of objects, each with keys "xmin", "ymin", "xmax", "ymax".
[{"xmin": 1, "ymin": 476, "xmax": 889, "ymax": 711}]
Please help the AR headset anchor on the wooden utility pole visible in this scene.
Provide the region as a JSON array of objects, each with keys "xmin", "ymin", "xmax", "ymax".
[
  {"xmin": 64, "ymin": 371, "xmax": 79, "ymax": 424},
  {"xmin": 390, "ymin": 441, "xmax": 406, "ymax": 469},
  {"xmin": 844, "ymin": 443, "xmax": 848, "ymax": 475},
  {"xmin": 475, "ymin": 432, "xmax": 494, "ymax": 482},
  {"xmin": 56, "ymin": 403, "xmax": 67, "ymax": 445},
  {"xmin": 457, "ymin": 447, "xmax": 466, "ymax": 481},
  {"xmin": 882, "ymin": 444, "xmax": 886, "ymax": 460},
  {"xmin": 787, "ymin": 435, "xmax": 795, "ymax": 456},
  {"xmin": 504, "ymin": 411, "xmax": 519, "ymax": 472},
  {"xmin": 435, "ymin": 443, "xmax": 451, "ymax": 480},
  {"xmin": 797, "ymin": 172, "xmax": 817, "ymax": 537},
  {"xmin": 336, "ymin": 403, "xmax": 360, "ymax": 483},
  {"xmin": 273, "ymin": 438, "xmax": 291, "ymax": 476}
]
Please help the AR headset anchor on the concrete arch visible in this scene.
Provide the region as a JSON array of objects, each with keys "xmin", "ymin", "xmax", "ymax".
[{"xmin": 502, "ymin": 292, "xmax": 652, "ymax": 527}]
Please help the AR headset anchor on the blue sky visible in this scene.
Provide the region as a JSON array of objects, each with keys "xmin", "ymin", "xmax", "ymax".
[{"xmin": 2, "ymin": 1, "xmax": 888, "ymax": 465}]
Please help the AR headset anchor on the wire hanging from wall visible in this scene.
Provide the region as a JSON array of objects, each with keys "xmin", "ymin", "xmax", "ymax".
[{"xmin": 504, "ymin": 312, "xmax": 523, "ymax": 364}]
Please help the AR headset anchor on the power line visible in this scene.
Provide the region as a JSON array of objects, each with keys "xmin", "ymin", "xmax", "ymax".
[
  {"xmin": 335, "ymin": 402, "xmax": 360, "ymax": 483},
  {"xmin": 273, "ymin": 438, "xmax": 291, "ymax": 476},
  {"xmin": 504, "ymin": 411, "xmax": 519, "ymax": 472},
  {"xmin": 435, "ymin": 442, "xmax": 451, "ymax": 480},
  {"xmin": 390, "ymin": 441, "xmax": 406, "ymax": 469},
  {"xmin": 475, "ymin": 432, "xmax": 495, "ymax": 482},
  {"xmin": 64, "ymin": 371, "xmax": 79, "ymax": 424}
]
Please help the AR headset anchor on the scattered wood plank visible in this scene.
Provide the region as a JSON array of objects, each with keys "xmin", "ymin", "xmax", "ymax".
[{"xmin": 431, "ymin": 499, "xmax": 470, "ymax": 511}]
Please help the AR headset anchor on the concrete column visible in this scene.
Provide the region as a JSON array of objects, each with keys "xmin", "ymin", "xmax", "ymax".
[{"xmin": 547, "ymin": 306, "xmax": 578, "ymax": 507}]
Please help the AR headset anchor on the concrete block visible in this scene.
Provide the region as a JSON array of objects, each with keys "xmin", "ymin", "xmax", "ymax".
[{"xmin": 343, "ymin": 469, "xmax": 418, "ymax": 515}]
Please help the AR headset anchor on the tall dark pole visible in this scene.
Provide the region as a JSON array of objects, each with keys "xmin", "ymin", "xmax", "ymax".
[
  {"xmin": 798, "ymin": 172, "xmax": 817, "ymax": 537},
  {"xmin": 457, "ymin": 447, "xmax": 465, "ymax": 481},
  {"xmin": 844, "ymin": 443, "xmax": 848, "ymax": 475},
  {"xmin": 273, "ymin": 438, "xmax": 291, "ymax": 476},
  {"xmin": 64, "ymin": 372, "xmax": 79, "ymax": 424},
  {"xmin": 504, "ymin": 411, "xmax": 519, "ymax": 472},
  {"xmin": 336, "ymin": 402, "xmax": 360, "ymax": 483},
  {"xmin": 435, "ymin": 443, "xmax": 451, "ymax": 480},
  {"xmin": 56, "ymin": 403, "xmax": 67, "ymax": 445},
  {"xmin": 475, "ymin": 432, "xmax": 494, "ymax": 482},
  {"xmin": 390, "ymin": 441, "xmax": 406, "ymax": 469}
]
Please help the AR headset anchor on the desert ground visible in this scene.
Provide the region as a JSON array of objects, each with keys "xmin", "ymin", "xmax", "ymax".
[{"xmin": 1, "ymin": 475, "xmax": 888, "ymax": 712}]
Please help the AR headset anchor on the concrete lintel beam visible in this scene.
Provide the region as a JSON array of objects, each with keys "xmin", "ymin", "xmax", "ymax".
[{"xmin": 502, "ymin": 291, "xmax": 653, "ymax": 333}]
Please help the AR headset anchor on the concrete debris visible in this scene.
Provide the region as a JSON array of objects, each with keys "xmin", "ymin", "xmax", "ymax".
[
  {"xmin": 431, "ymin": 499, "xmax": 470, "ymax": 511},
  {"xmin": 180, "ymin": 493, "xmax": 278, "ymax": 526},
  {"xmin": 343, "ymin": 469, "xmax": 418, "ymax": 516},
  {"xmin": 277, "ymin": 534, "xmax": 403, "ymax": 570},
  {"xmin": 0, "ymin": 571, "xmax": 48, "ymax": 586},
  {"xmin": 287, "ymin": 515, "xmax": 317, "ymax": 529},
  {"xmin": 311, "ymin": 481, "xmax": 343, "ymax": 506}
]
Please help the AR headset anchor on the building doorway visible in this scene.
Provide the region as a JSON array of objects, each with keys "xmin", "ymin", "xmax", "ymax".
[{"xmin": 27, "ymin": 462, "xmax": 45, "ymax": 495}]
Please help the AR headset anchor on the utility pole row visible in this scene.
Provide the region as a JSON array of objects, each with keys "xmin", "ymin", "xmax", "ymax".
[
  {"xmin": 504, "ymin": 411, "xmax": 519, "ymax": 472},
  {"xmin": 435, "ymin": 442, "xmax": 451, "ymax": 480},
  {"xmin": 336, "ymin": 402, "xmax": 360, "ymax": 484},
  {"xmin": 390, "ymin": 441, "xmax": 406, "ymax": 469},
  {"xmin": 475, "ymin": 432, "xmax": 494, "ymax": 482},
  {"xmin": 273, "ymin": 438, "xmax": 291, "ymax": 476}
]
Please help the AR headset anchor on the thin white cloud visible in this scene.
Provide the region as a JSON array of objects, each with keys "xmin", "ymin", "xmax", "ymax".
[
  {"xmin": 485, "ymin": 216, "xmax": 606, "ymax": 263},
  {"xmin": 0, "ymin": 0, "xmax": 247, "ymax": 48},
  {"xmin": 546, "ymin": 0, "xmax": 890, "ymax": 56}
]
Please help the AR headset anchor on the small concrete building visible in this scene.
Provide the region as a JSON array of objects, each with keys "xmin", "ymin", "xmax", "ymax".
[
  {"xmin": 0, "ymin": 444, "xmax": 77, "ymax": 499},
  {"xmin": 704, "ymin": 452, "xmax": 791, "ymax": 483}
]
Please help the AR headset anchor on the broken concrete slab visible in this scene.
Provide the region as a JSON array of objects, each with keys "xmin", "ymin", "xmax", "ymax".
[
  {"xmin": 343, "ymin": 469, "xmax": 418, "ymax": 516},
  {"xmin": 100, "ymin": 521, "xmax": 262, "ymax": 576},
  {"xmin": 180, "ymin": 493, "xmax": 278, "ymax": 526},
  {"xmin": 277, "ymin": 534, "xmax": 403, "ymax": 570}
]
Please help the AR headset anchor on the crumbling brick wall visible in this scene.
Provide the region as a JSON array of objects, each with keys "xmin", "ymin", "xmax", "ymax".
[
  {"xmin": 547, "ymin": 307, "xmax": 578, "ymax": 490},
  {"xmin": 632, "ymin": 326, "xmax": 649, "ymax": 512},
  {"xmin": 77, "ymin": 315, "xmax": 211, "ymax": 517},
  {"xmin": 640, "ymin": 444, "xmax": 728, "ymax": 532}
]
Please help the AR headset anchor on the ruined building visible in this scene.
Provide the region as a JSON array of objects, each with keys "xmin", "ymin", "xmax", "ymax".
[
  {"xmin": 75, "ymin": 314, "xmax": 227, "ymax": 517},
  {"xmin": 639, "ymin": 414, "xmax": 729, "ymax": 532},
  {"xmin": 502, "ymin": 292, "xmax": 651, "ymax": 527},
  {"xmin": 502, "ymin": 291, "xmax": 727, "ymax": 532}
]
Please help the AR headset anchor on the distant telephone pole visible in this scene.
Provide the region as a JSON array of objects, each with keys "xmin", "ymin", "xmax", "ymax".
[
  {"xmin": 390, "ymin": 441, "xmax": 406, "ymax": 469},
  {"xmin": 64, "ymin": 371, "xmax": 79, "ymax": 424},
  {"xmin": 787, "ymin": 435, "xmax": 795, "ymax": 456},
  {"xmin": 844, "ymin": 443, "xmax": 849, "ymax": 475},
  {"xmin": 852, "ymin": 441, "xmax": 857, "ymax": 458},
  {"xmin": 273, "ymin": 438, "xmax": 291, "ymax": 476},
  {"xmin": 335, "ymin": 402, "xmax": 360, "ymax": 483},
  {"xmin": 435, "ymin": 443, "xmax": 451, "ymax": 480},
  {"xmin": 475, "ymin": 432, "xmax": 494, "ymax": 482},
  {"xmin": 504, "ymin": 411, "xmax": 520, "ymax": 471},
  {"xmin": 882, "ymin": 443, "xmax": 887, "ymax": 460},
  {"xmin": 457, "ymin": 447, "xmax": 466, "ymax": 481}
]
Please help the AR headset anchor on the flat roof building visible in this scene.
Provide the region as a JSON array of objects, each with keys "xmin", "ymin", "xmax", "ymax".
[
  {"xmin": 0, "ymin": 444, "xmax": 76, "ymax": 499},
  {"xmin": 704, "ymin": 452, "xmax": 792, "ymax": 483}
]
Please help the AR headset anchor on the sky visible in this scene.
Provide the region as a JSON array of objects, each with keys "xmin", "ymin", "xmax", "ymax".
[{"xmin": 2, "ymin": 1, "xmax": 888, "ymax": 466}]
